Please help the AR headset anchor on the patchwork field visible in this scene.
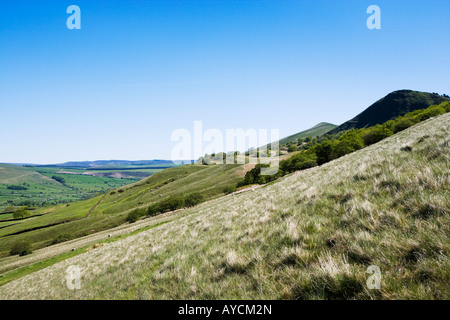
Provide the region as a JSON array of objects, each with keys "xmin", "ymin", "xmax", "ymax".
[
  {"xmin": 0, "ymin": 164, "xmax": 176, "ymax": 210},
  {"xmin": 0, "ymin": 163, "xmax": 244, "ymax": 258}
]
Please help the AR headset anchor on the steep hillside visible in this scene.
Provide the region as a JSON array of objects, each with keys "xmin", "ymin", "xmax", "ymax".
[
  {"xmin": 279, "ymin": 122, "xmax": 336, "ymax": 146},
  {"xmin": 1, "ymin": 113, "xmax": 448, "ymax": 299},
  {"xmin": 329, "ymin": 90, "xmax": 448, "ymax": 134}
]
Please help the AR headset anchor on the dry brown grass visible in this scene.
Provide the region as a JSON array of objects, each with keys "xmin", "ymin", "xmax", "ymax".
[{"xmin": 0, "ymin": 113, "xmax": 448, "ymax": 300}]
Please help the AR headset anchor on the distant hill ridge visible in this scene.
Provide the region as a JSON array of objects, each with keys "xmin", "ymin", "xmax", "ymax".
[
  {"xmin": 328, "ymin": 89, "xmax": 449, "ymax": 134},
  {"xmin": 22, "ymin": 160, "xmax": 180, "ymax": 168},
  {"xmin": 278, "ymin": 122, "xmax": 337, "ymax": 146}
]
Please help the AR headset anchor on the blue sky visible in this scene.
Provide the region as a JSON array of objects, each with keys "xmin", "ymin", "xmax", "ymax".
[{"xmin": 1, "ymin": 0, "xmax": 449, "ymax": 164}]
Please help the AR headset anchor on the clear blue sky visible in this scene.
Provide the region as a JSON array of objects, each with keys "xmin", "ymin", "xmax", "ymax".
[{"xmin": 1, "ymin": 0, "xmax": 449, "ymax": 164}]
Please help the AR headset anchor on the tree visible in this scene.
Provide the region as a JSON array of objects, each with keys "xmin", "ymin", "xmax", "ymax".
[
  {"xmin": 184, "ymin": 192, "xmax": 205, "ymax": 207},
  {"xmin": 416, "ymin": 106, "xmax": 445, "ymax": 121},
  {"xmin": 314, "ymin": 140, "xmax": 336, "ymax": 165},
  {"xmin": 52, "ymin": 176, "xmax": 66, "ymax": 184},
  {"xmin": 393, "ymin": 117, "xmax": 418, "ymax": 133},
  {"xmin": 13, "ymin": 207, "xmax": 31, "ymax": 219},
  {"xmin": 332, "ymin": 130, "xmax": 364, "ymax": 158},
  {"xmin": 126, "ymin": 209, "xmax": 144, "ymax": 223},
  {"xmin": 7, "ymin": 185, "xmax": 27, "ymax": 191},
  {"xmin": 361, "ymin": 125, "xmax": 393, "ymax": 146},
  {"xmin": 223, "ymin": 185, "xmax": 236, "ymax": 194},
  {"xmin": 10, "ymin": 239, "xmax": 32, "ymax": 256}
]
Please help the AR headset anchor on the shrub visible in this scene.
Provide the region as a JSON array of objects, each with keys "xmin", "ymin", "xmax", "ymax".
[
  {"xmin": 51, "ymin": 176, "xmax": 65, "ymax": 184},
  {"xmin": 393, "ymin": 117, "xmax": 419, "ymax": 133},
  {"xmin": 314, "ymin": 140, "xmax": 336, "ymax": 165},
  {"xmin": 10, "ymin": 239, "xmax": 32, "ymax": 256},
  {"xmin": 184, "ymin": 192, "xmax": 205, "ymax": 207},
  {"xmin": 148, "ymin": 196, "xmax": 184, "ymax": 216},
  {"xmin": 223, "ymin": 185, "xmax": 236, "ymax": 194},
  {"xmin": 331, "ymin": 130, "xmax": 364, "ymax": 158},
  {"xmin": 51, "ymin": 233, "xmax": 72, "ymax": 245},
  {"xmin": 361, "ymin": 125, "xmax": 393, "ymax": 146},
  {"xmin": 416, "ymin": 106, "xmax": 445, "ymax": 121},
  {"xmin": 7, "ymin": 185, "xmax": 27, "ymax": 191},
  {"xmin": 127, "ymin": 208, "xmax": 146, "ymax": 223},
  {"xmin": 280, "ymin": 153, "xmax": 317, "ymax": 173},
  {"xmin": 240, "ymin": 164, "xmax": 280, "ymax": 186},
  {"xmin": 13, "ymin": 207, "xmax": 32, "ymax": 219}
]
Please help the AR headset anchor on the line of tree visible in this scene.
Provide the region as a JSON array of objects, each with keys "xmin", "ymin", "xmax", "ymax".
[
  {"xmin": 238, "ymin": 101, "xmax": 450, "ymax": 187},
  {"xmin": 51, "ymin": 176, "xmax": 66, "ymax": 184},
  {"xmin": 7, "ymin": 185, "xmax": 28, "ymax": 191},
  {"xmin": 126, "ymin": 192, "xmax": 207, "ymax": 223}
]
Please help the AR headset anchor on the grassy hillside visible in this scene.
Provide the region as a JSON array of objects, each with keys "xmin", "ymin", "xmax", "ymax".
[
  {"xmin": 1, "ymin": 113, "xmax": 448, "ymax": 299},
  {"xmin": 328, "ymin": 90, "xmax": 449, "ymax": 134},
  {"xmin": 0, "ymin": 164, "xmax": 138, "ymax": 209},
  {"xmin": 0, "ymin": 163, "xmax": 244, "ymax": 257},
  {"xmin": 278, "ymin": 122, "xmax": 336, "ymax": 146},
  {"xmin": 0, "ymin": 164, "xmax": 57, "ymax": 185},
  {"xmin": 0, "ymin": 161, "xmax": 182, "ymax": 210}
]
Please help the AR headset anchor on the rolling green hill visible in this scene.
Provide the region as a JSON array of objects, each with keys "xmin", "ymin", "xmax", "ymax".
[
  {"xmin": 0, "ymin": 162, "xmax": 245, "ymax": 258},
  {"xmin": 328, "ymin": 90, "xmax": 449, "ymax": 134},
  {"xmin": 0, "ymin": 164, "xmax": 57, "ymax": 185},
  {"xmin": 1, "ymin": 112, "xmax": 448, "ymax": 299},
  {"xmin": 278, "ymin": 122, "xmax": 337, "ymax": 146},
  {"xmin": 0, "ymin": 164, "xmax": 140, "ymax": 209}
]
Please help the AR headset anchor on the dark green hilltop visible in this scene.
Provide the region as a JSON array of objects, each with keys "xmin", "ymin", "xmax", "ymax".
[{"xmin": 328, "ymin": 89, "xmax": 449, "ymax": 134}]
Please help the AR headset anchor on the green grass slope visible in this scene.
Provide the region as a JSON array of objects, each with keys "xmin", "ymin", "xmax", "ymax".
[
  {"xmin": 278, "ymin": 122, "xmax": 337, "ymax": 146},
  {"xmin": 0, "ymin": 164, "xmax": 57, "ymax": 185},
  {"xmin": 0, "ymin": 163, "xmax": 244, "ymax": 257},
  {"xmin": 328, "ymin": 90, "xmax": 449, "ymax": 134},
  {"xmin": 1, "ymin": 112, "xmax": 448, "ymax": 299},
  {"xmin": 0, "ymin": 164, "xmax": 138, "ymax": 209}
]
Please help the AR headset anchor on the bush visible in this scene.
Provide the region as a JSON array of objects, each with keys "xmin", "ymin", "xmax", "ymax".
[
  {"xmin": 332, "ymin": 130, "xmax": 364, "ymax": 158},
  {"xmin": 184, "ymin": 192, "xmax": 205, "ymax": 207},
  {"xmin": 147, "ymin": 196, "xmax": 185, "ymax": 216},
  {"xmin": 361, "ymin": 125, "xmax": 393, "ymax": 146},
  {"xmin": 127, "ymin": 208, "xmax": 146, "ymax": 223},
  {"xmin": 240, "ymin": 164, "xmax": 280, "ymax": 186},
  {"xmin": 280, "ymin": 152, "xmax": 317, "ymax": 173},
  {"xmin": 51, "ymin": 233, "xmax": 72, "ymax": 245},
  {"xmin": 13, "ymin": 207, "xmax": 32, "ymax": 219},
  {"xmin": 7, "ymin": 185, "xmax": 27, "ymax": 191},
  {"xmin": 51, "ymin": 176, "xmax": 65, "ymax": 184},
  {"xmin": 10, "ymin": 239, "xmax": 32, "ymax": 256},
  {"xmin": 393, "ymin": 117, "xmax": 419, "ymax": 133},
  {"xmin": 416, "ymin": 106, "xmax": 445, "ymax": 121},
  {"xmin": 223, "ymin": 185, "xmax": 236, "ymax": 194},
  {"xmin": 314, "ymin": 140, "xmax": 336, "ymax": 165}
]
